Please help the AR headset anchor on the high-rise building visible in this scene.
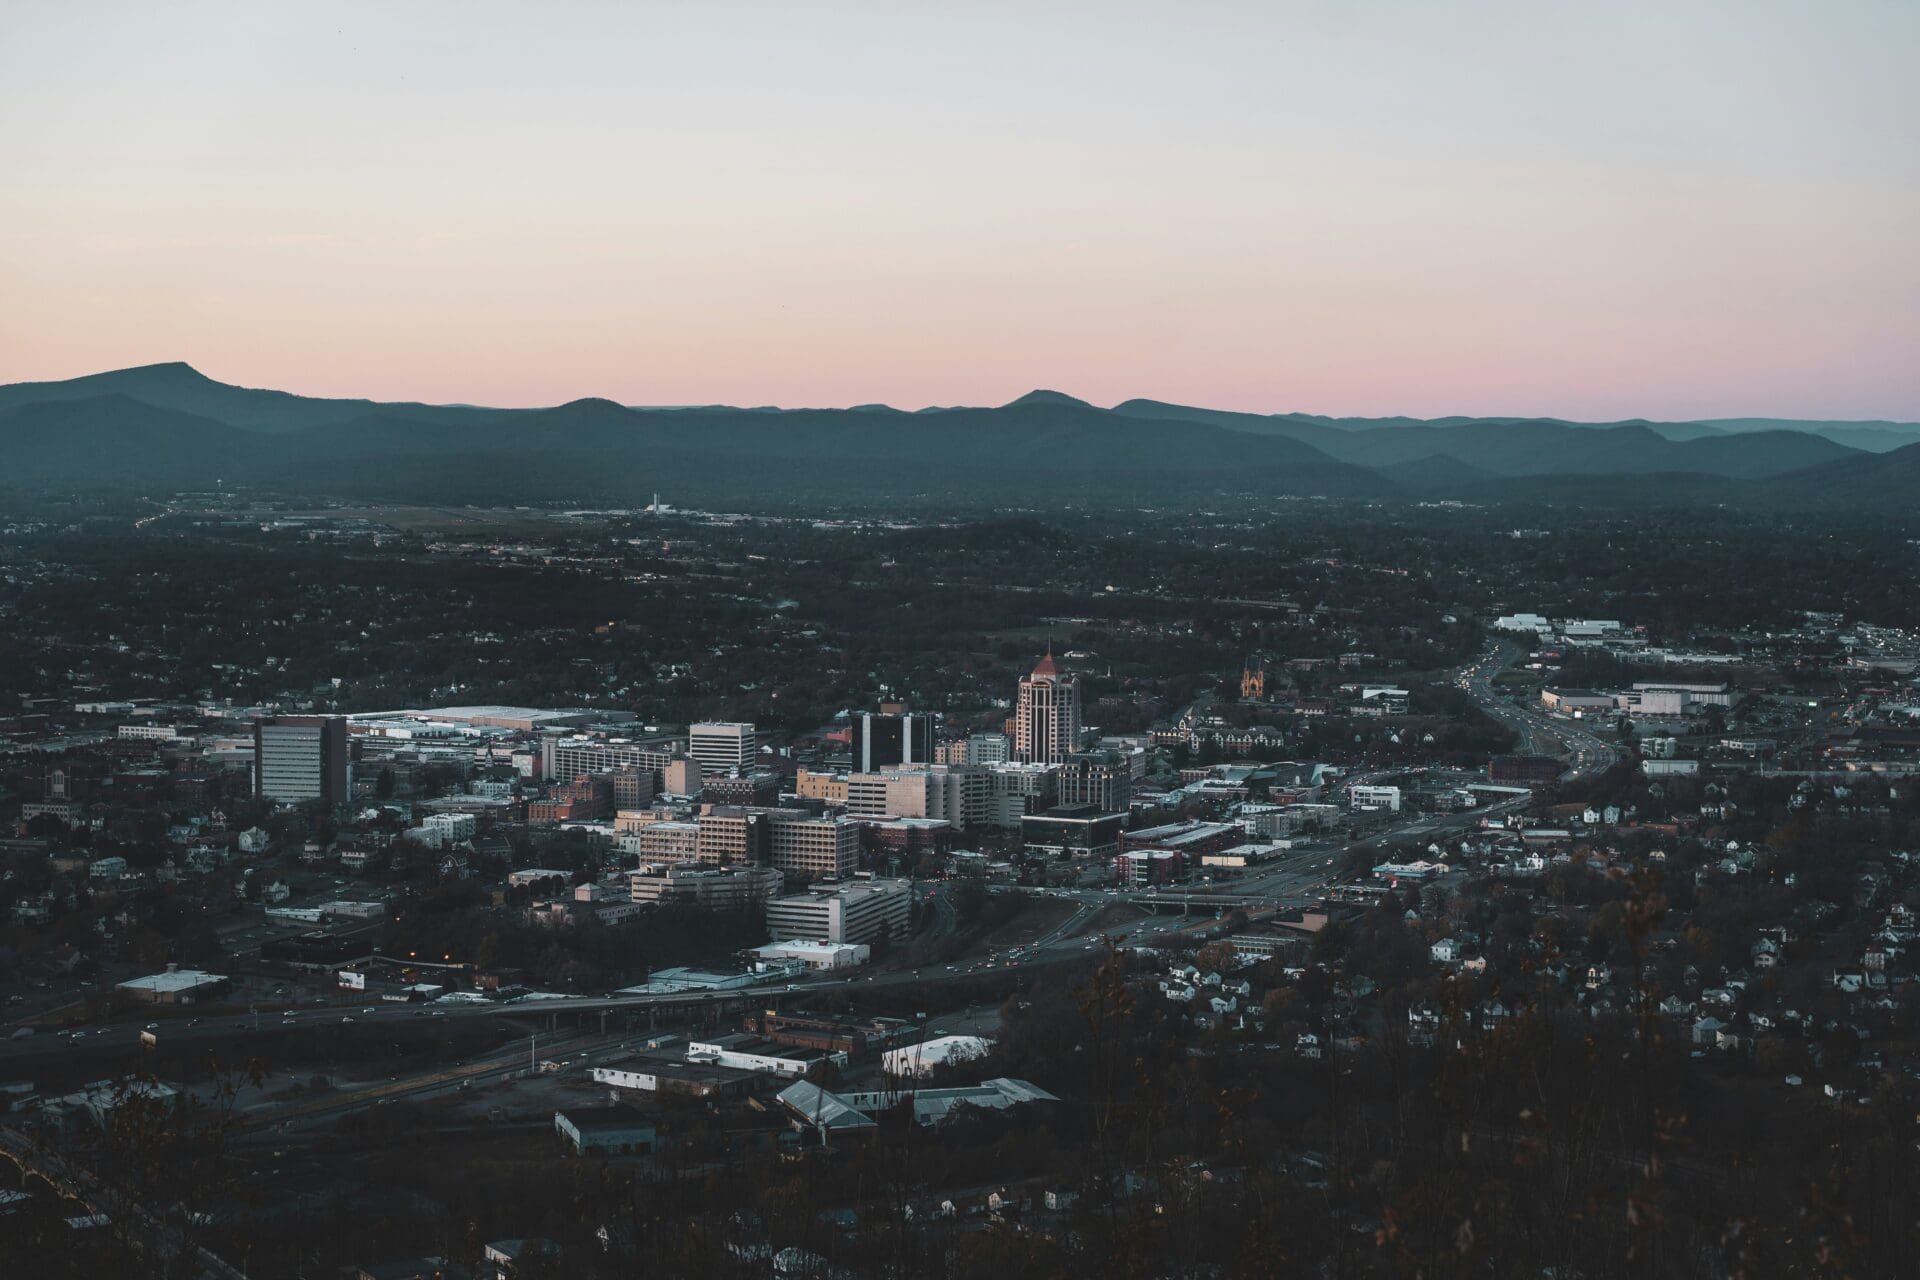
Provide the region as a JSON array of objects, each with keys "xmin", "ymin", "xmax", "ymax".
[
  {"xmin": 984, "ymin": 762, "xmax": 1058, "ymax": 828},
  {"xmin": 1013, "ymin": 651, "xmax": 1081, "ymax": 765},
  {"xmin": 253, "ymin": 716, "xmax": 349, "ymax": 806},
  {"xmin": 845, "ymin": 764, "xmax": 988, "ymax": 829},
  {"xmin": 848, "ymin": 709, "xmax": 936, "ymax": 773},
  {"xmin": 1058, "ymin": 750, "xmax": 1131, "ymax": 812},
  {"xmin": 689, "ymin": 722, "xmax": 757, "ymax": 777},
  {"xmin": 688, "ymin": 806, "xmax": 859, "ymax": 881},
  {"xmin": 765, "ymin": 813, "xmax": 861, "ymax": 881},
  {"xmin": 693, "ymin": 806, "xmax": 770, "ymax": 866},
  {"xmin": 845, "ymin": 771, "xmax": 927, "ymax": 820}
]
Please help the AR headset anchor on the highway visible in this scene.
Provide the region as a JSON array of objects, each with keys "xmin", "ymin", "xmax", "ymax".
[{"xmin": 1456, "ymin": 638, "xmax": 1620, "ymax": 781}]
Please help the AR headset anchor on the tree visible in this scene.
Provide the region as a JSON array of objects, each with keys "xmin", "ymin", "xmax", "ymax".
[
  {"xmin": 951, "ymin": 876, "xmax": 990, "ymax": 924},
  {"xmin": 1195, "ymin": 941, "xmax": 1237, "ymax": 974}
]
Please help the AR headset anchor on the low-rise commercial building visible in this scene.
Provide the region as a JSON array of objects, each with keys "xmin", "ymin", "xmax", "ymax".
[
  {"xmin": 1347, "ymin": 784, "xmax": 1402, "ymax": 812},
  {"xmin": 1117, "ymin": 849, "xmax": 1182, "ymax": 885},
  {"xmin": 750, "ymin": 940, "xmax": 870, "ymax": 970},
  {"xmin": 688, "ymin": 1033, "xmax": 847, "ymax": 1077},
  {"xmin": 116, "ymin": 968, "xmax": 229, "ymax": 1004},
  {"xmin": 1021, "ymin": 805, "xmax": 1126, "ymax": 859},
  {"xmin": 627, "ymin": 863, "xmax": 783, "ymax": 909},
  {"xmin": 590, "ymin": 1060, "xmax": 762, "ymax": 1100}
]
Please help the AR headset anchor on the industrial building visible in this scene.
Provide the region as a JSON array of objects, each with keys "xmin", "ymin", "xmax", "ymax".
[
  {"xmin": 553, "ymin": 1107, "xmax": 656, "ymax": 1156},
  {"xmin": 881, "ymin": 1034, "xmax": 995, "ymax": 1078},
  {"xmin": 116, "ymin": 967, "xmax": 229, "ymax": 1004}
]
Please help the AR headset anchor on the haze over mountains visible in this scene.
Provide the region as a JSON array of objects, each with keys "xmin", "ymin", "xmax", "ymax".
[{"xmin": 3, "ymin": 362, "xmax": 1917, "ymax": 510}]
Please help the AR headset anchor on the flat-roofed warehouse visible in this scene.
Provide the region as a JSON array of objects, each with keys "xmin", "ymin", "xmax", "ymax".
[{"xmin": 117, "ymin": 968, "xmax": 229, "ymax": 1004}]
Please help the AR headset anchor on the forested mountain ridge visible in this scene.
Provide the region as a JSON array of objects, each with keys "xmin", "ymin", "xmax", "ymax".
[{"xmin": 0, "ymin": 364, "xmax": 1913, "ymax": 510}]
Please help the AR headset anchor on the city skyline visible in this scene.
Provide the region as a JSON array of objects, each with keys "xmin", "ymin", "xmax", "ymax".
[
  {"xmin": 6, "ymin": 5, "xmax": 1919, "ymax": 1274},
  {"xmin": 4, "ymin": 2, "xmax": 1917, "ymax": 420}
]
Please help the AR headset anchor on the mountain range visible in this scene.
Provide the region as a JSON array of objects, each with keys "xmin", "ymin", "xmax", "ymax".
[{"xmin": 2, "ymin": 362, "xmax": 1916, "ymax": 511}]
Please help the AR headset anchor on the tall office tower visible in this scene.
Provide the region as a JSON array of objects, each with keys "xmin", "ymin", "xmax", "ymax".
[
  {"xmin": 1013, "ymin": 650, "xmax": 1081, "ymax": 765},
  {"xmin": 849, "ymin": 708, "xmax": 936, "ymax": 773},
  {"xmin": 688, "ymin": 722, "xmax": 757, "ymax": 777},
  {"xmin": 253, "ymin": 716, "xmax": 349, "ymax": 805}
]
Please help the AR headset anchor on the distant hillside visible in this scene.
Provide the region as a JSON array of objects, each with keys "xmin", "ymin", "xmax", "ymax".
[
  {"xmin": 1110, "ymin": 398, "xmax": 1859, "ymax": 479},
  {"xmin": 1700, "ymin": 419, "xmax": 1920, "ymax": 454},
  {"xmin": 1756, "ymin": 440, "xmax": 1920, "ymax": 509},
  {"xmin": 0, "ymin": 380, "xmax": 1393, "ymax": 501},
  {"xmin": 0, "ymin": 362, "xmax": 502, "ymax": 433},
  {"xmin": 0, "ymin": 395, "xmax": 269, "ymax": 482},
  {"xmin": 0, "ymin": 364, "xmax": 1907, "ymax": 511}
]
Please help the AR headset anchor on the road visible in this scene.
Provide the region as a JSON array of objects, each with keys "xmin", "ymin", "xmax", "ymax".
[{"xmin": 1456, "ymin": 638, "xmax": 1619, "ymax": 781}]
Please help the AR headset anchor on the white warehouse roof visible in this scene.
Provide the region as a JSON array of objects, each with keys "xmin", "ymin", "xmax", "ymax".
[{"xmin": 881, "ymin": 1034, "xmax": 995, "ymax": 1077}]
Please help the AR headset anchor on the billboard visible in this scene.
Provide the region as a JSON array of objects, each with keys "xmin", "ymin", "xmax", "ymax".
[{"xmin": 338, "ymin": 970, "xmax": 366, "ymax": 990}]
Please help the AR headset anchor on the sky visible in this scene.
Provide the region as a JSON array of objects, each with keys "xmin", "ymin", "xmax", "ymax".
[{"xmin": 2, "ymin": 1, "xmax": 1916, "ymax": 420}]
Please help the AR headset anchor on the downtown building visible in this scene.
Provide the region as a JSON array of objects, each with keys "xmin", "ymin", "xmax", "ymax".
[
  {"xmin": 848, "ymin": 706, "xmax": 937, "ymax": 773},
  {"xmin": 845, "ymin": 764, "xmax": 989, "ymax": 829},
  {"xmin": 982, "ymin": 761, "xmax": 1058, "ymax": 828},
  {"xmin": 688, "ymin": 722, "xmax": 758, "ymax": 777},
  {"xmin": 627, "ymin": 863, "xmax": 783, "ymax": 909},
  {"xmin": 1013, "ymin": 651, "xmax": 1081, "ymax": 765},
  {"xmin": 253, "ymin": 716, "xmax": 349, "ymax": 806},
  {"xmin": 542, "ymin": 734, "xmax": 682, "ymax": 784},
  {"xmin": 692, "ymin": 806, "xmax": 860, "ymax": 881},
  {"xmin": 765, "ymin": 879, "xmax": 911, "ymax": 945},
  {"xmin": 1057, "ymin": 750, "xmax": 1132, "ymax": 813},
  {"xmin": 765, "ymin": 812, "xmax": 861, "ymax": 881}
]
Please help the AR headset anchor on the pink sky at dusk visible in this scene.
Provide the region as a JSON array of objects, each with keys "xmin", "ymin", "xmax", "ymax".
[{"xmin": 2, "ymin": 1, "xmax": 1916, "ymax": 421}]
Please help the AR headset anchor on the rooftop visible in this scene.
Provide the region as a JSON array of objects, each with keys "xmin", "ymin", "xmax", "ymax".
[
  {"xmin": 117, "ymin": 968, "xmax": 227, "ymax": 994},
  {"xmin": 557, "ymin": 1106, "xmax": 655, "ymax": 1132},
  {"xmin": 776, "ymin": 1080, "xmax": 878, "ymax": 1131}
]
